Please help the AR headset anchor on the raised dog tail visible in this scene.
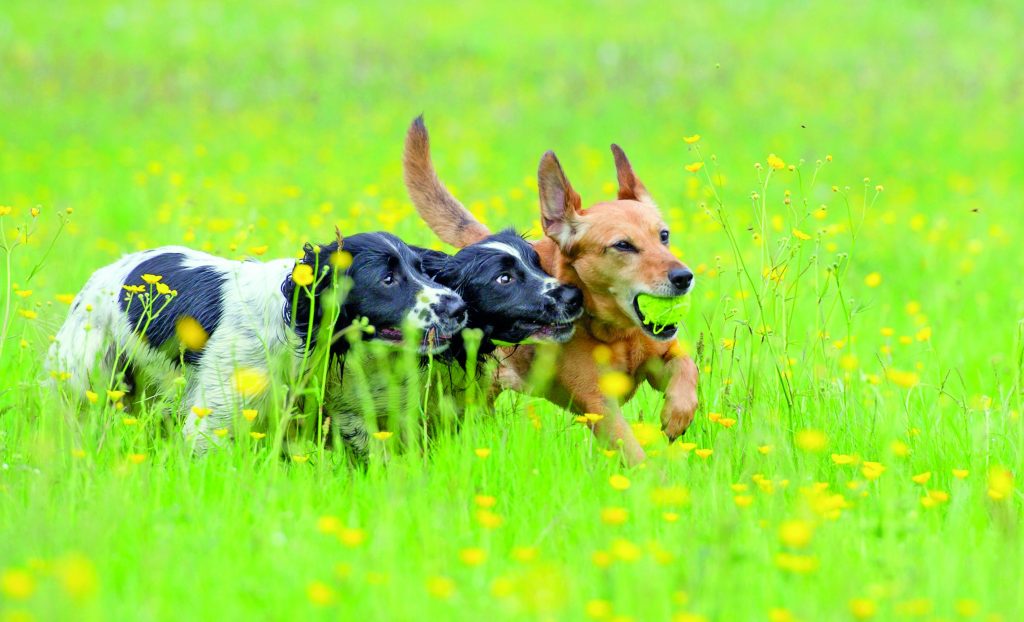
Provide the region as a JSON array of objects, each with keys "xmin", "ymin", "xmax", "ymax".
[{"xmin": 403, "ymin": 116, "xmax": 491, "ymax": 248}]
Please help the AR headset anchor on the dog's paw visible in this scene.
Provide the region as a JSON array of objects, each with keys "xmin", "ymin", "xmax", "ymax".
[{"xmin": 661, "ymin": 393, "xmax": 698, "ymax": 442}]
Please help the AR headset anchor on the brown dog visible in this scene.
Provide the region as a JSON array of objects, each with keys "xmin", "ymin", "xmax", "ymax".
[{"xmin": 403, "ymin": 117, "xmax": 699, "ymax": 464}]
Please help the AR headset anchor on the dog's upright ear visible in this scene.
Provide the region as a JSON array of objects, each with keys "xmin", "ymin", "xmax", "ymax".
[
  {"xmin": 610, "ymin": 144, "xmax": 653, "ymax": 204},
  {"xmin": 403, "ymin": 116, "xmax": 491, "ymax": 248},
  {"xmin": 538, "ymin": 151, "xmax": 585, "ymax": 250}
]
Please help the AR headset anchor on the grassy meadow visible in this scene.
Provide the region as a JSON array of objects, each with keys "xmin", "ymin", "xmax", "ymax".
[{"xmin": 1, "ymin": 1, "xmax": 1023, "ymax": 620}]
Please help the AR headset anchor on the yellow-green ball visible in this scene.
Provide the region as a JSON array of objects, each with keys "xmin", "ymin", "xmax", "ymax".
[{"xmin": 636, "ymin": 294, "xmax": 689, "ymax": 333}]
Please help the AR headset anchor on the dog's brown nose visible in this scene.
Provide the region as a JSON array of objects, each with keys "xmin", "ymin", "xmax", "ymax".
[{"xmin": 668, "ymin": 268, "xmax": 694, "ymax": 293}]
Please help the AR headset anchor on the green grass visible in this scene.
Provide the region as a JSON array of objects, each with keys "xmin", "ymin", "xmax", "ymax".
[{"xmin": 1, "ymin": 1, "xmax": 1022, "ymax": 620}]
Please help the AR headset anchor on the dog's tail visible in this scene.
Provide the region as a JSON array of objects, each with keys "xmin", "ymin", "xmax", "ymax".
[{"xmin": 403, "ymin": 116, "xmax": 491, "ymax": 248}]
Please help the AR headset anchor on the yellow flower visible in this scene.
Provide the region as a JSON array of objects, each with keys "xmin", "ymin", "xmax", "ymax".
[
  {"xmin": 213, "ymin": 428, "xmax": 229, "ymax": 438},
  {"xmin": 721, "ymin": 338, "xmax": 735, "ymax": 350},
  {"xmin": 54, "ymin": 553, "xmax": 98, "ymax": 601},
  {"xmin": 330, "ymin": 251, "xmax": 353, "ymax": 269},
  {"xmin": 662, "ymin": 512, "xmax": 679, "ymax": 522},
  {"xmin": 795, "ymin": 429, "xmax": 828, "ymax": 452},
  {"xmin": 861, "ymin": 461, "xmax": 886, "ymax": 480},
  {"xmin": 123, "ymin": 284, "xmax": 145, "ymax": 294},
  {"xmin": 849, "ymin": 598, "xmax": 877, "ymax": 619},
  {"xmin": 0, "ymin": 206, "xmax": 11, "ymax": 216},
  {"xmin": 954, "ymin": 599, "xmax": 980, "ymax": 617},
  {"xmin": 926, "ymin": 489, "xmax": 949, "ymax": 503},
  {"xmin": 768, "ymin": 608, "xmax": 795, "ymax": 622},
  {"xmin": 291, "ymin": 455, "xmax": 308, "ymax": 463},
  {"xmin": 831, "ymin": 453, "xmax": 856, "ymax": 465},
  {"xmin": 767, "ymin": 154, "xmax": 786, "ymax": 170},
  {"xmin": 598, "ymin": 371, "xmax": 633, "ymax": 399},
  {"xmin": 232, "ymin": 367, "xmax": 269, "ymax": 398},
  {"xmin": 459, "ymin": 547, "xmax": 487, "ymax": 566},
  {"xmin": 141, "ymin": 274, "xmax": 162, "ymax": 284},
  {"xmin": 886, "ymin": 368, "xmax": 919, "ymax": 388},
  {"xmin": 85, "ymin": 390, "xmax": 98, "ymax": 404},
  {"xmin": 952, "ymin": 468, "xmax": 969, "ymax": 479},
  {"xmin": 426, "ymin": 575, "xmax": 456, "ymax": 600},
  {"xmin": 684, "ymin": 162, "xmax": 704, "ymax": 173},
  {"xmin": 1, "ymin": 568, "xmax": 35, "ymax": 599},
  {"xmin": 791, "ymin": 228, "xmax": 812, "ymax": 241},
  {"xmin": 694, "ymin": 448, "xmax": 713, "ymax": 459},
  {"xmin": 191, "ymin": 406, "xmax": 212, "ymax": 419},
  {"xmin": 122, "ymin": 417, "xmax": 139, "ymax": 426},
  {"xmin": 306, "ymin": 580, "xmax": 335, "ymax": 606},
  {"xmin": 474, "ymin": 494, "xmax": 496, "ymax": 508},
  {"xmin": 683, "ymin": 134, "xmax": 701, "ymax": 144},
  {"xmin": 609, "ymin": 474, "xmax": 631, "ymax": 491},
  {"xmin": 733, "ymin": 495, "xmax": 753, "ymax": 507},
  {"xmin": 250, "ymin": 432, "xmax": 266, "ymax": 440},
  {"xmin": 338, "ymin": 527, "xmax": 366, "ymax": 547},
  {"xmin": 373, "ymin": 431, "xmax": 393, "ymax": 441},
  {"xmin": 864, "ymin": 272, "xmax": 882, "ymax": 287},
  {"xmin": 249, "ymin": 245, "xmax": 269, "ymax": 256},
  {"xmin": 30, "ymin": 207, "xmax": 40, "ymax": 217},
  {"xmin": 15, "ymin": 289, "xmax": 32, "ymax": 298},
  {"xmin": 717, "ymin": 417, "xmax": 736, "ymax": 428},
  {"xmin": 987, "ymin": 466, "xmax": 1014, "ymax": 500},
  {"xmin": 155, "ymin": 282, "xmax": 172, "ymax": 296},
  {"xmin": 17, "ymin": 309, "xmax": 37, "ymax": 320},
  {"xmin": 911, "ymin": 471, "xmax": 932, "ymax": 484},
  {"xmin": 175, "ymin": 316, "xmax": 208, "ymax": 351},
  {"xmin": 292, "ymin": 263, "xmax": 315, "ymax": 287},
  {"xmin": 600, "ymin": 506, "xmax": 629, "ymax": 525},
  {"xmin": 708, "ymin": 412, "xmax": 721, "ymax": 422},
  {"xmin": 127, "ymin": 453, "xmax": 146, "ymax": 464},
  {"xmin": 106, "ymin": 389, "xmax": 126, "ymax": 401},
  {"xmin": 475, "ymin": 510, "xmax": 504, "ymax": 529},
  {"xmin": 778, "ymin": 520, "xmax": 814, "ymax": 549},
  {"xmin": 317, "ymin": 515, "xmax": 341, "ymax": 534},
  {"xmin": 56, "ymin": 293, "xmax": 76, "ymax": 304},
  {"xmin": 586, "ymin": 599, "xmax": 613, "ymax": 619},
  {"xmin": 890, "ymin": 440, "xmax": 912, "ymax": 457},
  {"xmin": 474, "ymin": 447, "xmax": 491, "ymax": 459},
  {"xmin": 758, "ymin": 444, "xmax": 773, "ymax": 455},
  {"xmin": 241, "ymin": 409, "xmax": 258, "ymax": 422}
]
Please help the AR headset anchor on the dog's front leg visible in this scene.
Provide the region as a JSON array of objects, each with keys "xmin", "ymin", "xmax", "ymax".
[{"xmin": 654, "ymin": 352, "xmax": 699, "ymax": 441}]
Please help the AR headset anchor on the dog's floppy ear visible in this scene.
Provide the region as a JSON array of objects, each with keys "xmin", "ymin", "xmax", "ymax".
[
  {"xmin": 410, "ymin": 245, "xmax": 451, "ymax": 277},
  {"xmin": 538, "ymin": 151, "xmax": 584, "ymax": 250},
  {"xmin": 611, "ymin": 144, "xmax": 653, "ymax": 203},
  {"xmin": 403, "ymin": 116, "xmax": 491, "ymax": 248}
]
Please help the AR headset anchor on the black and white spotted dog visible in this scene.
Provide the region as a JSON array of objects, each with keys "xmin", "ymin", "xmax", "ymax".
[
  {"xmin": 47, "ymin": 232, "xmax": 467, "ymax": 453},
  {"xmin": 326, "ymin": 229, "xmax": 583, "ymax": 457}
]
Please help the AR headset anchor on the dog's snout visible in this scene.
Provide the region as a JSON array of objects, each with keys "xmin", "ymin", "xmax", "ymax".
[
  {"xmin": 437, "ymin": 294, "xmax": 467, "ymax": 322},
  {"xmin": 668, "ymin": 268, "xmax": 694, "ymax": 293},
  {"xmin": 555, "ymin": 285, "xmax": 584, "ymax": 316}
]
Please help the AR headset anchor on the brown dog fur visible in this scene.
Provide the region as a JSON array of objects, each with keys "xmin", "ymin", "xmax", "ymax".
[{"xmin": 402, "ymin": 117, "xmax": 699, "ymax": 464}]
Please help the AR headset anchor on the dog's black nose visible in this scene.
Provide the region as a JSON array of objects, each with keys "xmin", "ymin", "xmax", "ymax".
[
  {"xmin": 668, "ymin": 268, "xmax": 694, "ymax": 293},
  {"xmin": 439, "ymin": 294, "xmax": 467, "ymax": 322},
  {"xmin": 550, "ymin": 285, "xmax": 584, "ymax": 316}
]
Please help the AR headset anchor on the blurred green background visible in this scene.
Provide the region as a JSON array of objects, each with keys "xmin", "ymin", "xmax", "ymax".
[{"xmin": 2, "ymin": 2, "xmax": 1023, "ymax": 620}]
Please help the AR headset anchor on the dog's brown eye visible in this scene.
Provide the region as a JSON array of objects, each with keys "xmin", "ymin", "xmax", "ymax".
[
  {"xmin": 496, "ymin": 273, "xmax": 513, "ymax": 285},
  {"xmin": 381, "ymin": 272, "xmax": 395, "ymax": 286},
  {"xmin": 660, "ymin": 230, "xmax": 670, "ymax": 245},
  {"xmin": 612, "ymin": 240, "xmax": 637, "ymax": 253}
]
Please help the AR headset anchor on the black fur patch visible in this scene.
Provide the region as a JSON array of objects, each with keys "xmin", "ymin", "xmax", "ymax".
[{"xmin": 120, "ymin": 253, "xmax": 226, "ymax": 364}]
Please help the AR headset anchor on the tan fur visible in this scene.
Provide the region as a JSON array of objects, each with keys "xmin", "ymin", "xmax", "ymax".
[
  {"xmin": 402, "ymin": 119, "xmax": 699, "ymax": 465},
  {"xmin": 403, "ymin": 116, "xmax": 490, "ymax": 247}
]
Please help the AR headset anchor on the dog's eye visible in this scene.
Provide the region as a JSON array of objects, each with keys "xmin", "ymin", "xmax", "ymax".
[
  {"xmin": 660, "ymin": 230, "xmax": 670, "ymax": 245},
  {"xmin": 612, "ymin": 240, "xmax": 637, "ymax": 253},
  {"xmin": 496, "ymin": 273, "xmax": 513, "ymax": 285},
  {"xmin": 381, "ymin": 272, "xmax": 396, "ymax": 286}
]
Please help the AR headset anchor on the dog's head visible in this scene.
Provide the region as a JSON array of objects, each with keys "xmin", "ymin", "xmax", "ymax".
[
  {"xmin": 536, "ymin": 147, "xmax": 694, "ymax": 341},
  {"xmin": 416, "ymin": 229, "xmax": 584, "ymax": 349},
  {"xmin": 286, "ymin": 231, "xmax": 467, "ymax": 354}
]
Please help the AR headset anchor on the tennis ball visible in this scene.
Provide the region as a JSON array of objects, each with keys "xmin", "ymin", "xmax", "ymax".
[{"xmin": 635, "ymin": 294, "xmax": 689, "ymax": 334}]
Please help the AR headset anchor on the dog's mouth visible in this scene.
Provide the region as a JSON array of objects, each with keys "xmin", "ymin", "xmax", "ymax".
[
  {"xmin": 376, "ymin": 325, "xmax": 455, "ymax": 354},
  {"xmin": 631, "ymin": 295, "xmax": 680, "ymax": 341},
  {"xmin": 526, "ymin": 320, "xmax": 576, "ymax": 343}
]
